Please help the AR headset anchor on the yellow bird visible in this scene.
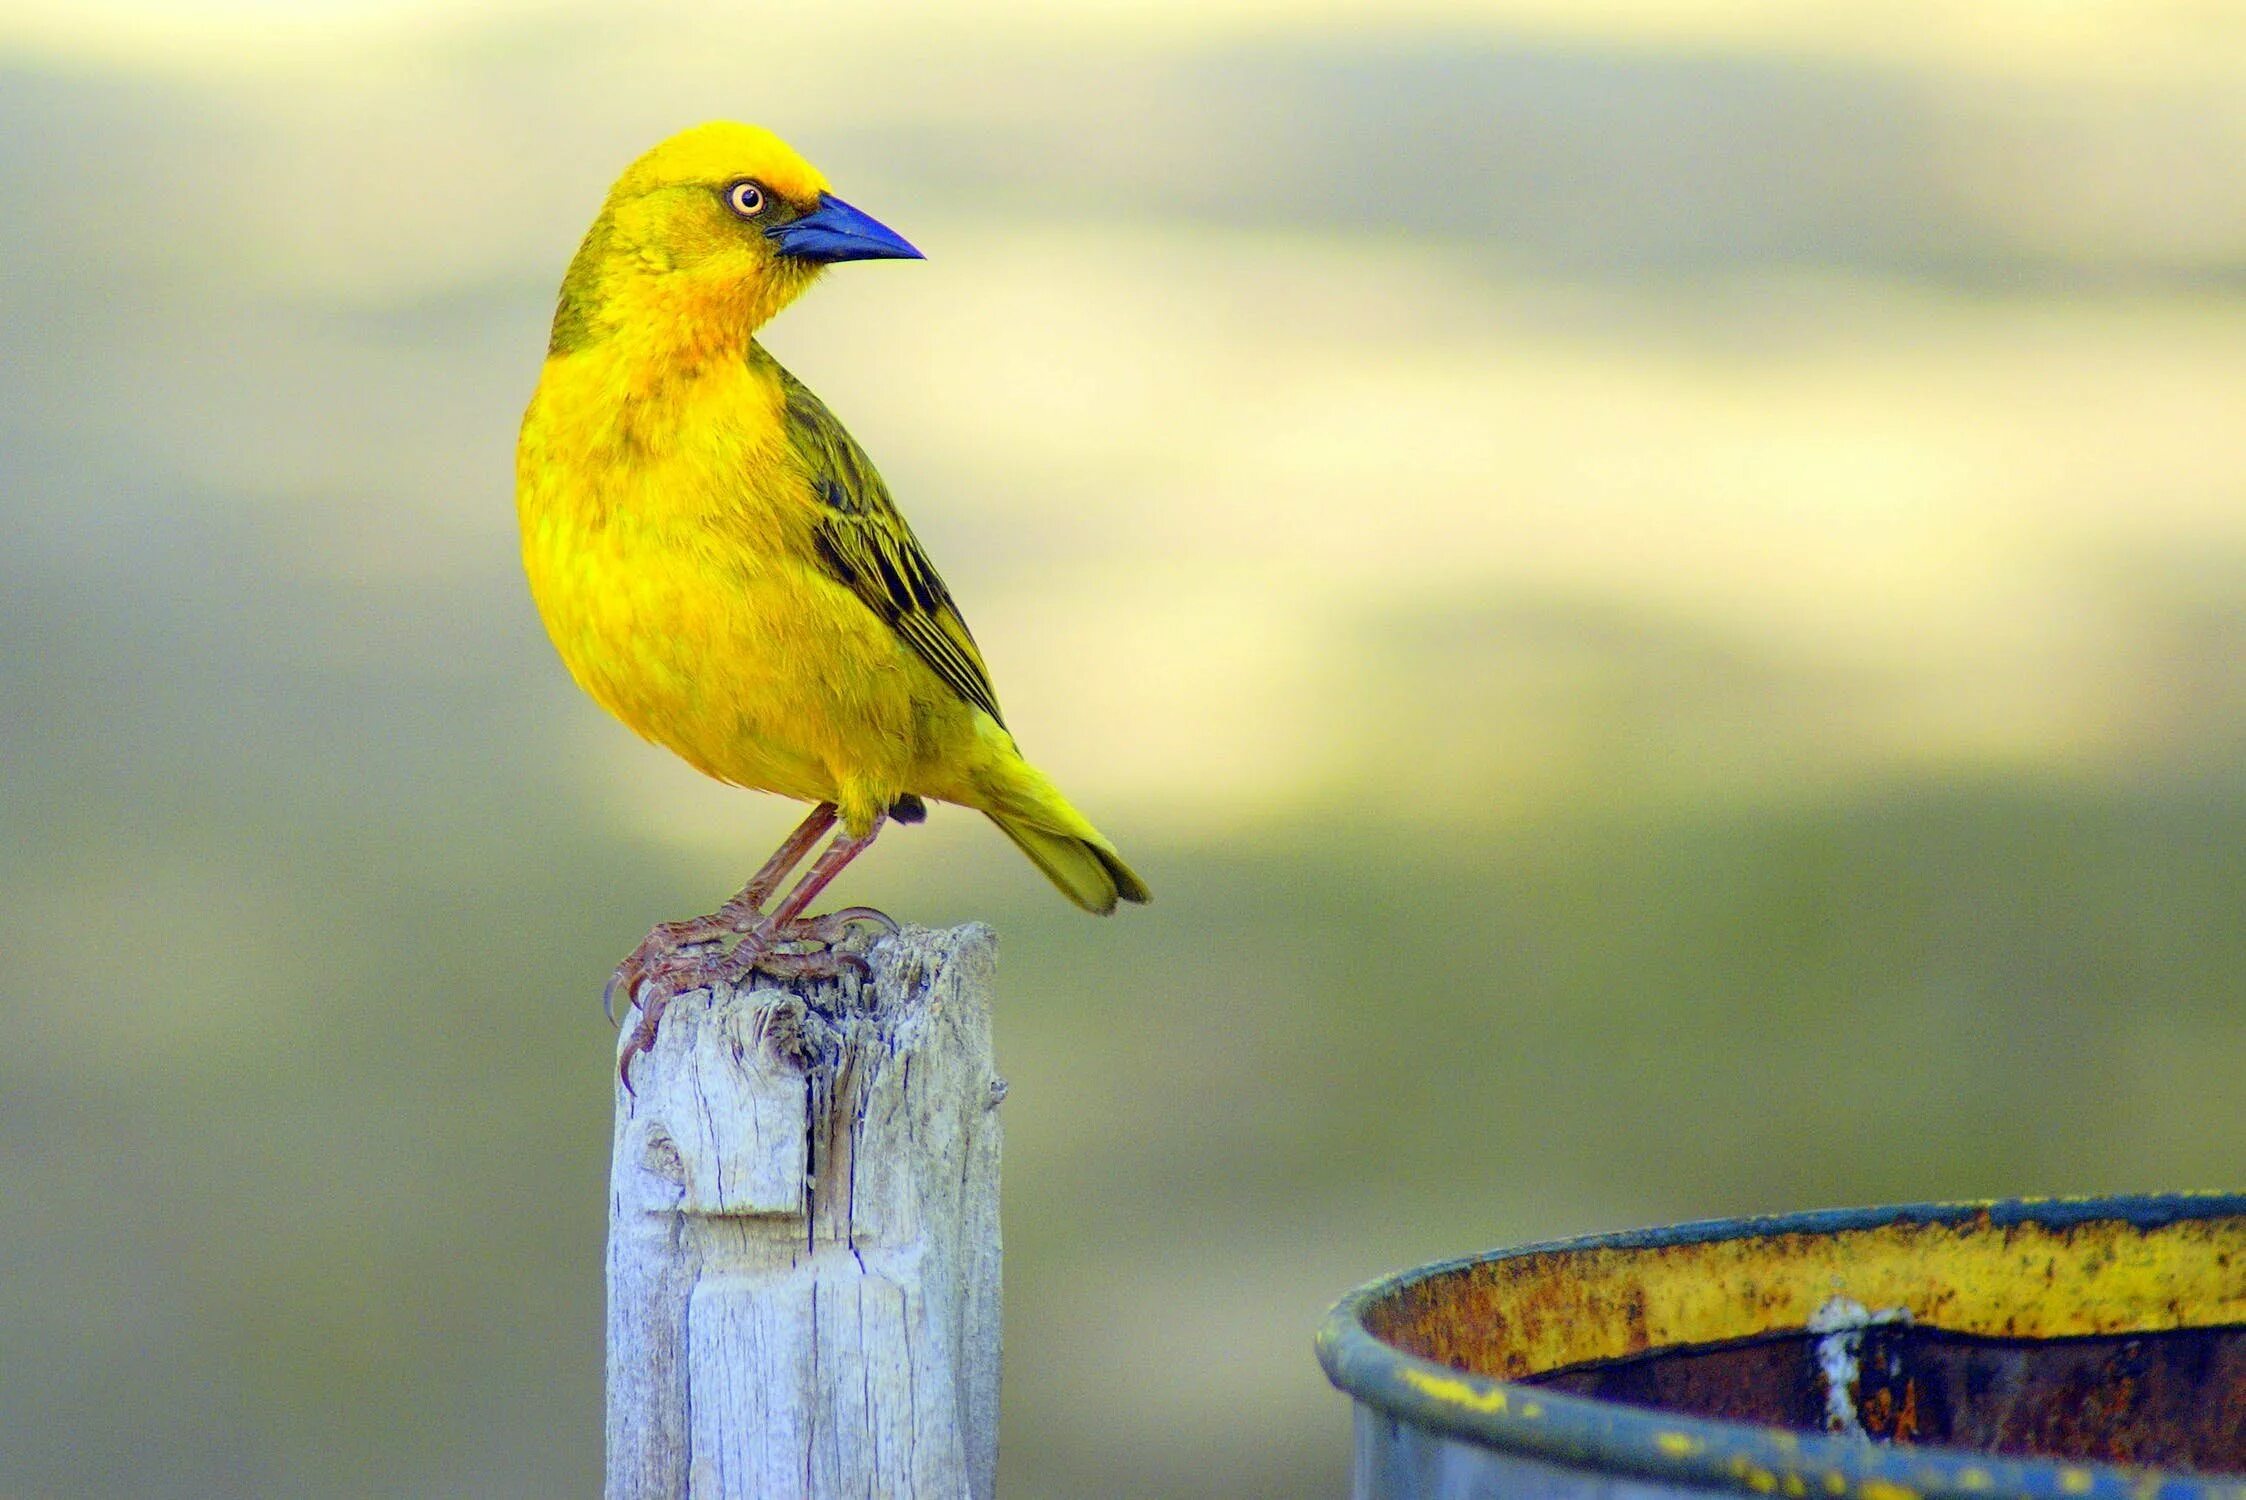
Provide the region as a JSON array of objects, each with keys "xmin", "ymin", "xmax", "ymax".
[{"xmin": 518, "ymin": 122, "xmax": 1147, "ymax": 1066}]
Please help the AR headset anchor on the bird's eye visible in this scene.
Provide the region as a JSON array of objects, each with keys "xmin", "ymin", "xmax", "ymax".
[{"xmin": 725, "ymin": 180, "xmax": 766, "ymax": 218}]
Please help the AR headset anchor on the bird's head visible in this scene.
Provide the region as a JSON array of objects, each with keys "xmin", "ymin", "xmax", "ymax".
[{"xmin": 549, "ymin": 121, "xmax": 921, "ymax": 356}]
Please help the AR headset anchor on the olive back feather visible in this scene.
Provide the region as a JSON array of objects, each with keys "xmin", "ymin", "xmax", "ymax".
[{"xmin": 778, "ymin": 366, "xmax": 1008, "ymax": 728}]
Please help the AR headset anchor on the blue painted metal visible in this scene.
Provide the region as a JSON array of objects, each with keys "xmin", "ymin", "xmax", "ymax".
[{"xmin": 1318, "ymin": 1195, "xmax": 2246, "ymax": 1500}]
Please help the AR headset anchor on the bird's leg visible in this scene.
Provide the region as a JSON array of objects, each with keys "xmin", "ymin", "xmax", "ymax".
[
  {"xmin": 605, "ymin": 802, "xmax": 839, "ymax": 1025},
  {"xmin": 690, "ymin": 812, "xmax": 895, "ymax": 982},
  {"xmin": 716, "ymin": 802, "xmax": 840, "ymax": 927},
  {"xmin": 758, "ymin": 815, "xmax": 897, "ymax": 945}
]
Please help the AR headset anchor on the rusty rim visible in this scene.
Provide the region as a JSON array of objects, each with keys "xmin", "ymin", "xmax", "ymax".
[{"xmin": 1317, "ymin": 1196, "xmax": 2246, "ymax": 1500}]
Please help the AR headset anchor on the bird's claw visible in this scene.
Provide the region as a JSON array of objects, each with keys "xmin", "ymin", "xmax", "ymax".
[
  {"xmin": 781, "ymin": 905, "xmax": 897, "ymax": 946},
  {"xmin": 612, "ymin": 906, "xmax": 896, "ymax": 1089},
  {"xmin": 605, "ymin": 917, "xmax": 732, "ymax": 1025},
  {"xmin": 616, "ymin": 980, "xmax": 669, "ymax": 1091}
]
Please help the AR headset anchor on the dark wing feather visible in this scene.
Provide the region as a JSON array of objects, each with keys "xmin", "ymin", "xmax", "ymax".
[{"xmin": 779, "ymin": 365, "xmax": 1006, "ymax": 728}]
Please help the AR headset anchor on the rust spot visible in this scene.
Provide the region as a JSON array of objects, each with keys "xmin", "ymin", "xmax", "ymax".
[{"xmin": 1532, "ymin": 1325, "xmax": 2244, "ymax": 1473}]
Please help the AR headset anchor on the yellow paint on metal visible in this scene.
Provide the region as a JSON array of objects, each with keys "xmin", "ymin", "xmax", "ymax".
[
  {"xmin": 1782, "ymin": 1474, "xmax": 1808, "ymax": 1498},
  {"xmin": 1397, "ymin": 1366, "xmax": 1508, "ymax": 1415},
  {"xmin": 1859, "ymin": 1481, "xmax": 1921, "ymax": 1500},
  {"xmin": 1958, "ymin": 1470, "xmax": 1993, "ymax": 1491},
  {"xmin": 2060, "ymin": 1470, "xmax": 2095, "ymax": 1494},
  {"xmin": 1659, "ymin": 1432, "xmax": 1707, "ymax": 1457},
  {"xmin": 1363, "ymin": 1207, "xmax": 2246, "ymax": 1380}
]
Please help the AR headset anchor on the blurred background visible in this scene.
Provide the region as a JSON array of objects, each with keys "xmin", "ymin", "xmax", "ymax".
[{"xmin": 4, "ymin": 1, "xmax": 2245, "ymax": 1495}]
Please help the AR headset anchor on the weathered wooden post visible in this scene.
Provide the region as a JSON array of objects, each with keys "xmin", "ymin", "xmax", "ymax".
[{"xmin": 604, "ymin": 922, "xmax": 1004, "ymax": 1500}]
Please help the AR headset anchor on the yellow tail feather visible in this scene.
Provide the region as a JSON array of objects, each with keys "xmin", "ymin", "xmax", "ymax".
[
  {"xmin": 987, "ymin": 811, "xmax": 1150, "ymax": 914},
  {"xmin": 971, "ymin": 735, "xmax": 1149, "ymax": 913}
]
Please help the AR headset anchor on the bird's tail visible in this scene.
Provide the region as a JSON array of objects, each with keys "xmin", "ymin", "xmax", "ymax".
[
  {"xmin": 975, "ymin": 751, "xmax": 1149, "ymax": 915},
  {"xmin": 988, "ymin": 812, "xmax": 1149, "ymax": 914}
]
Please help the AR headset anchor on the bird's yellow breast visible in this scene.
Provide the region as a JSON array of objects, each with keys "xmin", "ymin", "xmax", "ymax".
[{"xmin": 516, "ymin": 341, "xmax": 972, "ymax": 817}]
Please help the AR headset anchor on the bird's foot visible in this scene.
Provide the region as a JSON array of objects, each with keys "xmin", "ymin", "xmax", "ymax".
[
  {"xmin": 776, "ymin": 905, "xmax": 898, "ymax": 947},
  {"xmin": 604, "ymin": 914, "xmax": 736, "ymax": 1025},
  {"xmin": 613, "ymin": 905, "xmax": 899, "ymax": 1089}
]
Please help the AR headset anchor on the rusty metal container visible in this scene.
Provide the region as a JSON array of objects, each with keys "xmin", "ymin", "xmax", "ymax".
[{"xmin": 1319, "ymin": 1196, "xmax": 2246, "ymax": 1500}]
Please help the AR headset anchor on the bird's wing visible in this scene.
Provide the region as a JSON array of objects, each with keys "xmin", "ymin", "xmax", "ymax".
[{"xmin": 778, "ymin": 366, "xmax": 1007, "ymax": 729}]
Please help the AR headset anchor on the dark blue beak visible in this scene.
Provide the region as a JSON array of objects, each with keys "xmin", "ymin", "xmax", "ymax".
[{"xmin": 767, "ymin": 193, "xmax": 923, "ymax": 263}]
